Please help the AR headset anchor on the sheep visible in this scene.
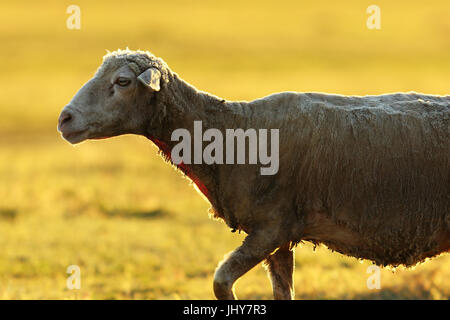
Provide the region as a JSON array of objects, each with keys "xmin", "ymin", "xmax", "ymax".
[{"xmin": 58, "ymin": 49, "xmax": 449, "ymax": 300}]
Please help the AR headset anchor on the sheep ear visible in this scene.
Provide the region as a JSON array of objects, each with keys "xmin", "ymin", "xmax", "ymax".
[{"xmin": 137, "ymin": 68, "xmax": 161, "ymax": 91}]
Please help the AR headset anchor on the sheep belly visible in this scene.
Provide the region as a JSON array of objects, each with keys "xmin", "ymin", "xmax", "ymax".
[{"xmin": 301, "ymin": 210, "xmax": 449, "ymax": 267}]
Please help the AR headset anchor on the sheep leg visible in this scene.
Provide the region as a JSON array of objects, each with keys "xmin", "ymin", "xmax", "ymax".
[
  {"xmin": 213, "ymin": 230, "xmax": 279, "ymax": 300},
  {"xmin": 264, "ymin": 244, "xmax": 295, "ymax": 300}
]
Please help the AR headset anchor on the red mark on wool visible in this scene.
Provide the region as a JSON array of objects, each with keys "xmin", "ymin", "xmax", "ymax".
[{"xmin": 148, "ymin": 136, "xmax": 211, "ymax": 202}]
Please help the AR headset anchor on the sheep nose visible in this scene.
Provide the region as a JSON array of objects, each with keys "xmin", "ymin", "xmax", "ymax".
[{"xmin": 58, "ymin": 109, "xmax": 74, "ymax": 131}]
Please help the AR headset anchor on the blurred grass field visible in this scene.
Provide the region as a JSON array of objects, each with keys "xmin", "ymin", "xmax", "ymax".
[{"xmin": 0, "ymin": 0, "xmax": 449, "ymax": 299}]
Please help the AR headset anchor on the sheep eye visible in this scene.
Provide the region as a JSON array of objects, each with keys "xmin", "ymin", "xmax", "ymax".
[{"xmin": 116, "ymin": 77, "xmax": 131, "ymax": 87}]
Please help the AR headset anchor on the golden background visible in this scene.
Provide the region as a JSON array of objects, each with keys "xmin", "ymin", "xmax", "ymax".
[{"xmin": 0, "ymin": 0, "xmax": 448, "ymax": 299}]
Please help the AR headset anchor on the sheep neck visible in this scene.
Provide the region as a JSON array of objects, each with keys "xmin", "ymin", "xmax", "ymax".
[{"xmin": 143, "ymin": 73, "xmax": 245, "ymax": 206}]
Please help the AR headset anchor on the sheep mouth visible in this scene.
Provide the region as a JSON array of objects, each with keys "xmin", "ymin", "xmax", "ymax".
[{"xmin": 61, "ymin": 129, "xmax": 88, "ymax": 144}]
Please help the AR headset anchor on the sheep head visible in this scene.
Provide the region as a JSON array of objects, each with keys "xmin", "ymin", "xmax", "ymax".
[{"xmin": 58, "ymin": 49, "xmax": 168, "ymax": 144}]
